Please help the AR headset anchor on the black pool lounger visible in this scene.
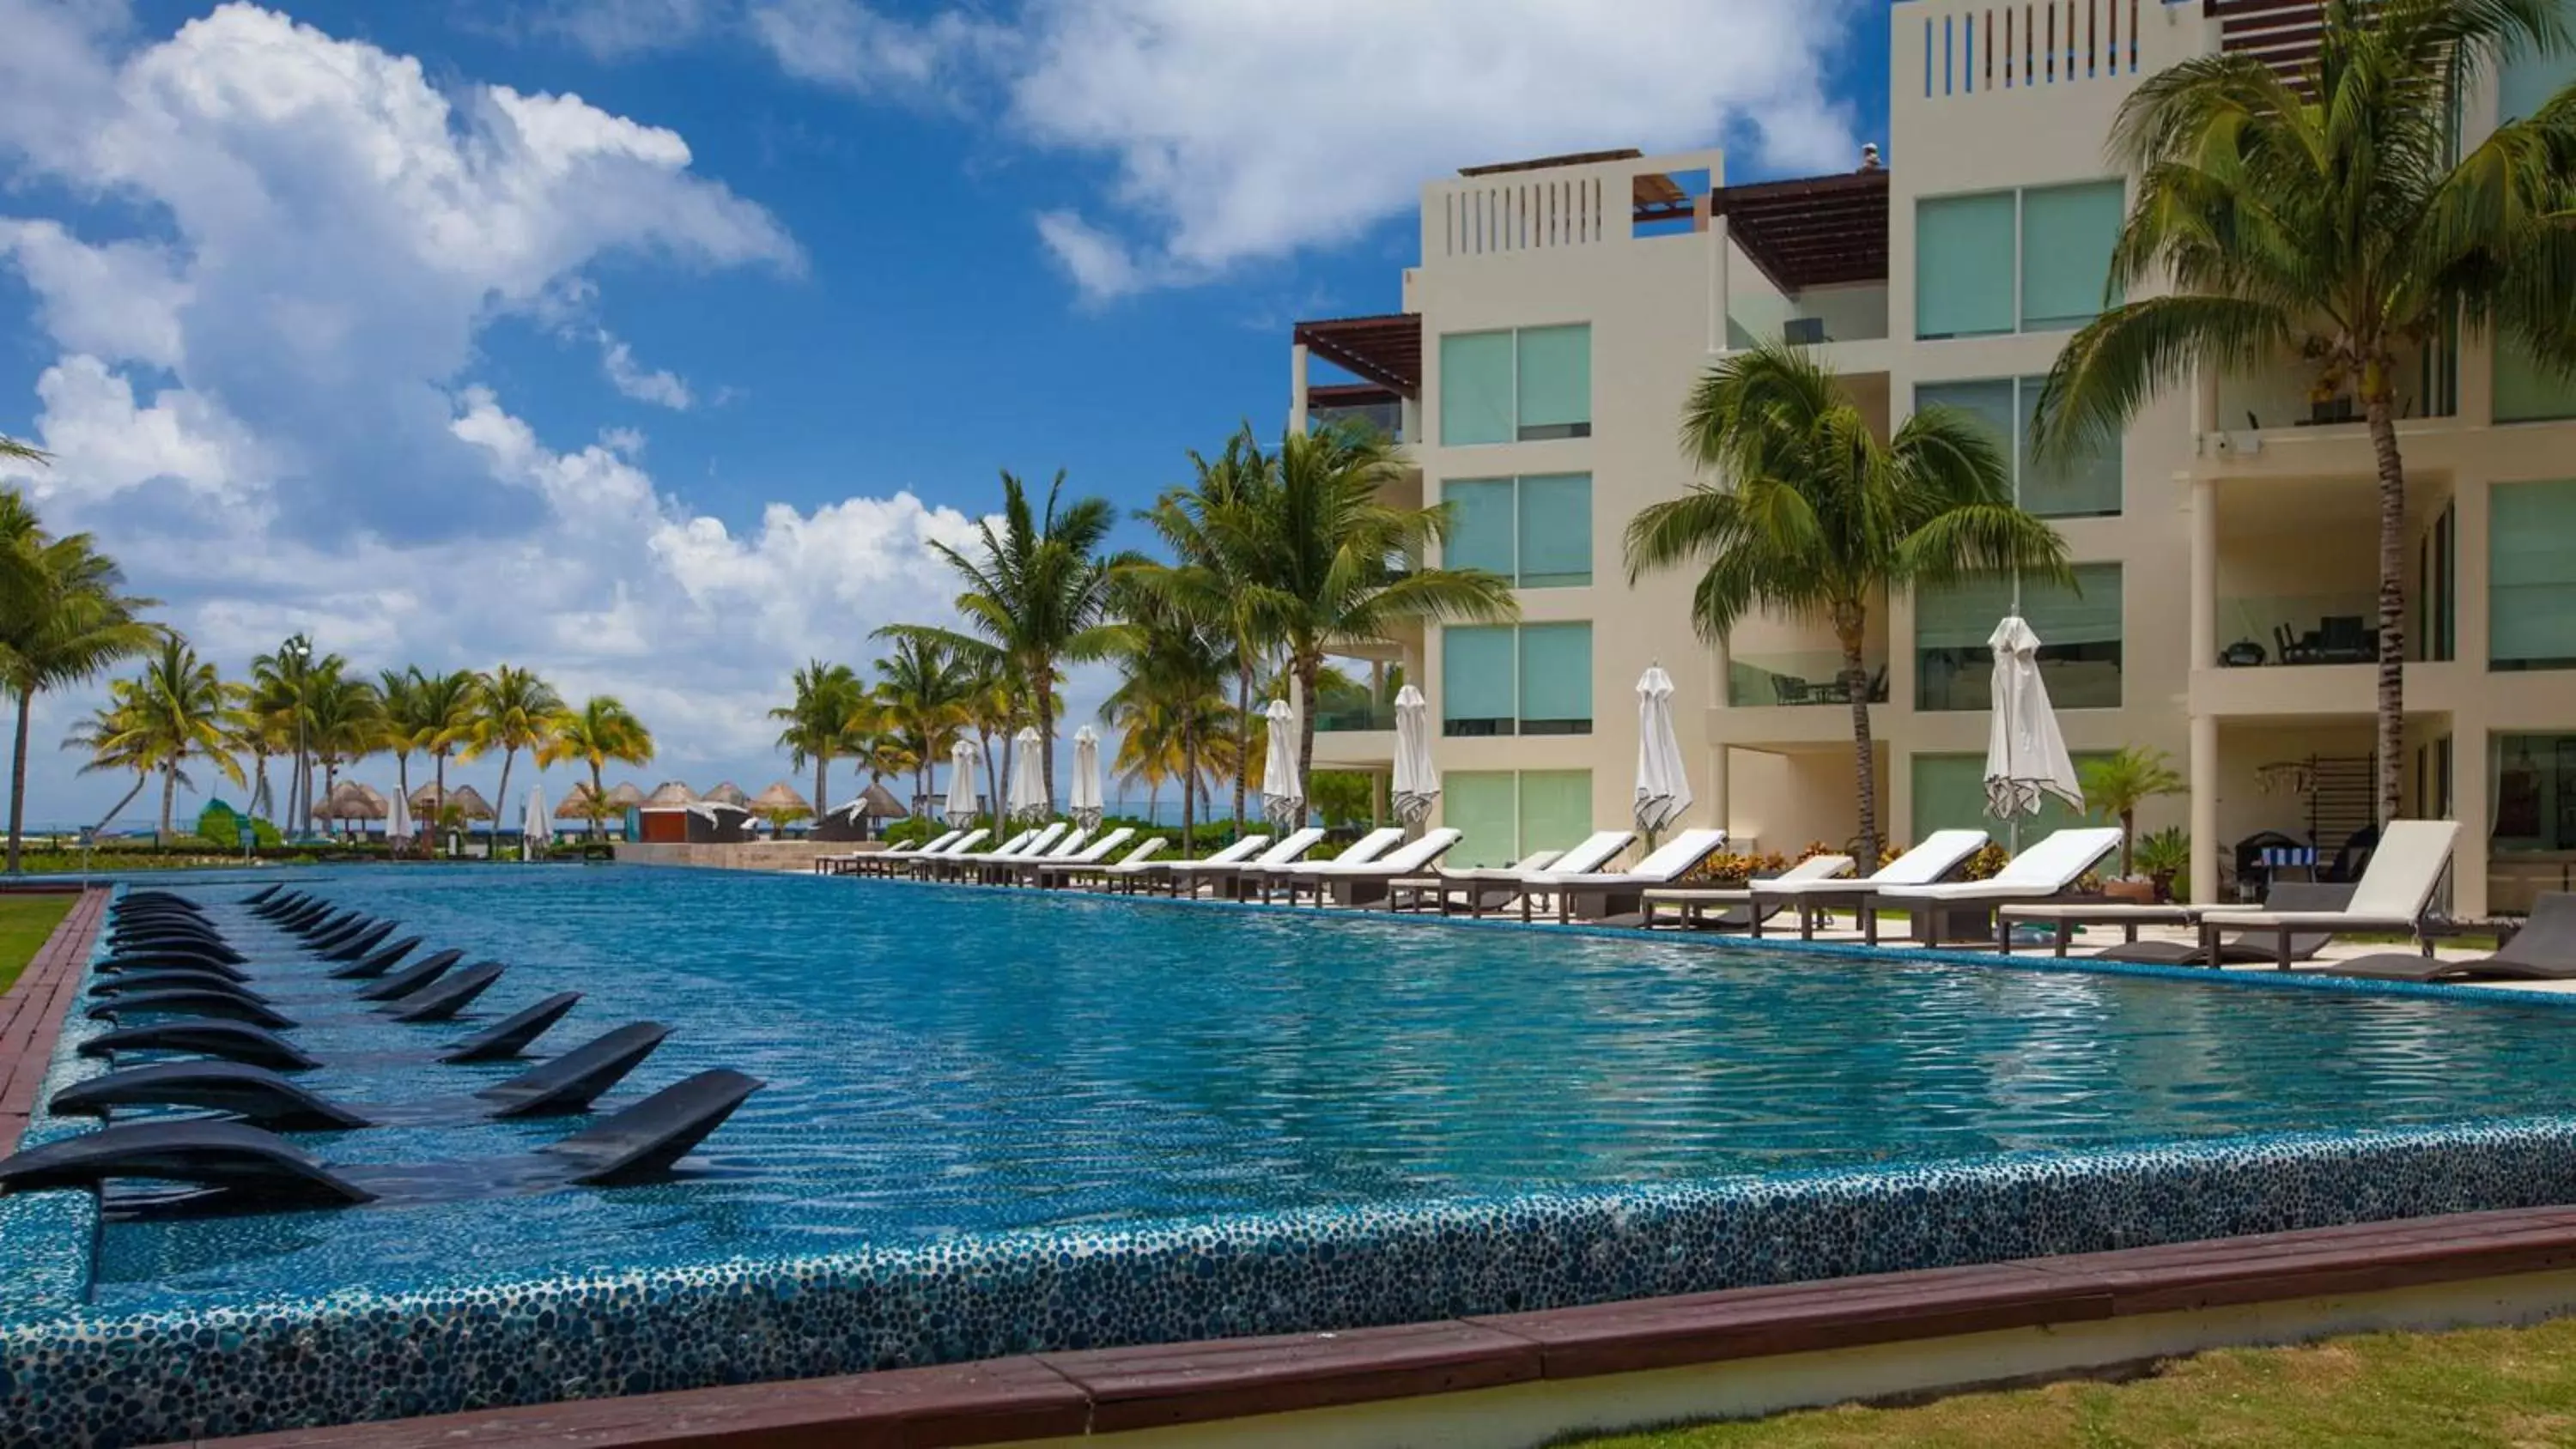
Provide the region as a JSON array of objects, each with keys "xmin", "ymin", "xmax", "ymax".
[
  {"xmin": 0, "ymin": 1069, "xmax": 765, "ymax": 1210},
  {"xmin": 87, "ymin": 991, "xmax": 297, "ymax": 1031},
  {"xmin": 306, "ymin": 917, "xmax": 385, "ymax": 955},
  {"xmin": 52, "ymin": 1022, "xmax": 673, "ymax": 1129},
  {"xmin": 439, "ymin": 991, "xmax": 582, "ymax": 1062},
  {"xmin": 242, "ymin": 883, "xmax": 283, "ymax": 906},
  {"xmin": 96, "ymin": 950, "xmax": 252, "ymax": 982},
  {"xmin": 380, "ymin": 962, "xmax": 505, "ymax": 1022},
  {"xmin": 319, "ymin": 920, "xmax": 398, "ymax": 961},
  {"xmin": 2324, "ymin": 892, "xmax": 2576, "ymax": 982},
  {"xmin": 2087, "ymin": 882, "xmax": 2358, "ymax": 967},
  {"xmin": 328, "ymin": 935, "xmax": 422, "ymax": 979},
  {"xmin": 352, "ymin": 949, "xmax": 465, "ymax": 1002},
  {"xmin": 80, "ymin": 1020, "xmax": 320, "ymax": 1072},
  {"xmin": 91, "ymin": 968, "xmax": 269, "ymax": 1000}
]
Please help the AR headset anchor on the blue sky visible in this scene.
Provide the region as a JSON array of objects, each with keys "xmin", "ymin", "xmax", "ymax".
[{"xmin": 0, "ymin": 0, "xmax": 1884, "ymax": 825}]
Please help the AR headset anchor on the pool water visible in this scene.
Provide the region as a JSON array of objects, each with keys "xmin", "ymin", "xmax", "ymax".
[{"xmin": 76, "ymin": 867, "xmax": 2576, "ymax": 1311}]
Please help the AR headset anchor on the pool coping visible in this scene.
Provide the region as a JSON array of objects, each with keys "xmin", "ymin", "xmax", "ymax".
[
  {"xmin": 159, "ymin": 1199, "xmax": 2576, "ymax": 1447},
  {"xmin": 0, "ymin": 887, "xmax": 106, "ymax": 1155}
]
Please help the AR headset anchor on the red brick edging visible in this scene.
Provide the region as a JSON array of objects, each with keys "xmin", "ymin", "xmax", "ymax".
[{"xmin": 0, "ymin": 887, "xmax": 106, "ymax": 1155}]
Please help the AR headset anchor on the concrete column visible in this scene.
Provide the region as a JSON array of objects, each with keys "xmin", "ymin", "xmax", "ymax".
[
  {"xmin": 2452, "ymin": 717, "xmax": 2490, "ymax": 919},
  {"xmin": 1709, "ymin": 746, "xmax": 1730, "ymax": 840},
  {"xmin": 2190, "ymin": 712, "xmax": 2220, "ymax": 905},
  {"xmin": 2189, "ymin": 475, "xmax": 2216, "ymax": 670},
  {"xmin": 1370, "ymin": 771, "xmax": 1386, "ymax": 829},
  {"xmin": 1289, "ymin": 343, "xmax": 1310, "ymax": 434},
  {"xmin": 1708, "ymin": 214, "xmax": 1730, "ymax": 355}
]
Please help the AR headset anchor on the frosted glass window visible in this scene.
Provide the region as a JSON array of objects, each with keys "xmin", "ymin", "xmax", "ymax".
[
  {"xmin": 1916, "ymin": 193, "xmax": 2015, "ymax": 339},
  {"xmin": 2494, "ymin": 342, "xmax": 2576, "ymax": 424},
  {"xmin": 2014, "ymin": 374, "xmax": 2122, "ymax": 516},
  {"xmin": 1516, "ymin": 474, "xmax": 1593, "ymax": 586},
  {"xmin": 1443, "ymin": 772, "xmax": 1519, "ymax": 867},
  {"xmin": 1516, "ymin": 770, "xmax": 1594, "ymax": 858},
  {"xmin": 1443, "ymin": 479, "xmax": 1516, "ymax": 577},
  {"xmin": 2020, "ymin": 181, "xmax": 2124, "ymax": 330},
  {"xmin": 1517, "ymin": 623, "xmax": 1594, "ymax": 734},
  {"xmin": 2491, "ymin": 481, "xmax": 2576, "ymax": 670},
  {"xmin": 1916, "ymin": 379, "xmax": 2014, "ymax": 473},
  {"xmin": 1439, "ymin": 332, "xmax": 1514, "ymax": 446},
  {"xmin": 1443, "ymin": 627, "xmax": 1517, "ymax": 734},
  {"xmin": 1515, "ymin": 325, "xmax": 1592, "ymax": 440}
]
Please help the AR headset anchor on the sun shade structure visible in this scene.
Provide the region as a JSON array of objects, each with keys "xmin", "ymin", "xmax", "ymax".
[
  {"xmin": 702, "ymin": 781, "xmax": 750, "ymax": 808},
  {"xmin": 1070, "ymin": 726, "xmax": 1103, "ymax": 830},
  {"xmin": 1708, "ymin": 169, "xmax": 1889, "ymax": 292},
  {"xmin": 945, "ymin": 738, "xmax": 980, "ymax": 821},
  {"xmin": 604, "ymin": 782, "xmax": 647, "ymax": 809},
  {"xmin": 1633, "ymin": 665, "xmax": 1692, "ymax": 837},
  {"xmin": 555, "ymin": 783, "xmax": 607, "ymax": 819},
  {"xmin": 1391, "ymin": 684, "xmax": 1437, "ymax": 827},
  {"xmin": 1291, "ymin": 314, "xmax": 1421, "ymax": 397},
  {"xmin": 1984, "ymin": 615, "xmax": 2084, "ymax": 822},
  {"xmin": 1008, "ymin": 726, "xmax": 1048, "ymax": 823},
  {"xmin": 750, "ymin": 781, "xmax": 811, "ymax": 817},
  {"xmin": 855, "ymin": 781, "xmax": 906, "ymax": 818},
  {"xmin": 314, "ymin": 781, "xmax": 387, "ymax": 822},
  {"xmin": 1262, "ymin": 696, "xmax": 1303, "ymax": 828},
  {"xmin": 440, "ymin": 784, "xmax": 496, "ymax": 822},
  {"xmin": 643, "ymin": 780, "xmax": 698, "ymax": 809}
]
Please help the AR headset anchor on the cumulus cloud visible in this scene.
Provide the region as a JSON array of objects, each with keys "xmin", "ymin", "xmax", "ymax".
[
  {"xmin": 0, "ymin": 3, "xmax": 977, "ymax": 819},
  {"xmin": 744, "ymin": 0, "xmax": 1009, "ymax": 96}
]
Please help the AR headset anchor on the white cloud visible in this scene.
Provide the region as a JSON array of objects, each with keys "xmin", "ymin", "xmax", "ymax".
[
  {"xmin": 1006, "ymin": 0, "xmax": 1865, "ymax": 299},
  {"xmin": 0, "ymin": 3, "xmax": 982, "ymax": 823},
  {"xmin": 744, "ymin": 0, "xmax": 1008, "ymax": 97},
  {"xmin": 519, "ymin": 0, "xmax": 727, "ymax": 59}
]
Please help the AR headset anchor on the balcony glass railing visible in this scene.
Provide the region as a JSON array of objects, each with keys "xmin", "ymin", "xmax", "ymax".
[
  {"xmin": 1728, "ymin": 652, "xmax": 1889, "ymax": 706},
  {"xmin": 2215, "ymin": 593, "xmax": 2381, "ymax": 667},
  {"xmin": 1312, "ymin": 402, "xmax": 1404, "ymax": 443},
  {"xmin": 1917, "ymin": 645, "xmax": 2122, "ymax": 711},
  {"xmin": 1315, "ymin": 694, "xmax": 1396, "ymax": 732}
]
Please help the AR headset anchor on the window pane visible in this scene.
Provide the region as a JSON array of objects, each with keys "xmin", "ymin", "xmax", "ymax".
[
  {"xmin": 1915, "ymin": 566, "xmax": 2120, "ymax": 711},
  {"xmin": 1443, "ymin": 478, "xmax": 1516, "ymax": 577},
  {"xmin": 2494, "ymin": 342, "xmax": 2576, "ymax": 423},
  {"xmin": 1439, "ymin": 331, "xmax": 1514, "ymax": 446},
  {"xmin": 1912, "ymin": 751, "xmax": 2110, "ymax": 844},
  {"xmin": 1442, "ymin": 626, "xmax": 1517, "ymax": 733},
  {"xmin": 1915, "ymin": 193, "xmax": 2015, "ymax": 339},
  {"xmin": 1516, "ymin": 473, "xmax": 1593, "ymax": 586},
  {"xmin": 2492, "ymin": 735, "xmax": 2576, "ymax": 852},
  {"xmin": 1443, "ymin": 771, "xmax": 1518, "ymax": 867},
  {"xmin": 2020, "ymin": 180, "xmax": 2123, "ymax": 330},
  {"xmin": 1516, "ymin": 324, "xmax": 1591, "ymax": 439},
  {"xmin": 1516, "ymin": 770, "xmax": 1595, "ymax": 859},
  {"xmin": 2491, "ymin": 481, "xmax": 2576, "ymax": 669},
  {"xmin": 2016, "ymin": 375, "xmax": 2122, "ymax": 516},
  {"xmin": 1916, "ymin": 379, "xmax": 2015, "ymax": 485},
  {"xmin": 1517, "ymin": 623, "xmax": 1593, "ymax": 733}
]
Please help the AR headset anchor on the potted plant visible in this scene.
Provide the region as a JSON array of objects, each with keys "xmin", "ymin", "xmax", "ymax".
[
  {"xmin": 2077, "ymin": 746, "xmax": 2187, "ymax": 903},
  {"xmin": 2132, "ymin": 827, "xmax": 2190, "ymax": 903}
]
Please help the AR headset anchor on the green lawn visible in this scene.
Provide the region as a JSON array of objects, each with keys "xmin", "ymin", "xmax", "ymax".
[
  {"xmin": 1553, "ymin": 1319, "xmax": 2576, "ymax": 1447},
  {"xmin": 0, "ymin": 893, "xmax": 75, "ymax": 997}
]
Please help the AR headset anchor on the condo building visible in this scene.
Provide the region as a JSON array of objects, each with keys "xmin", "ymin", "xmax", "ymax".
[{"xmin": 1288, "ymin": 0, "xmax": 2576, "ymax": 918}]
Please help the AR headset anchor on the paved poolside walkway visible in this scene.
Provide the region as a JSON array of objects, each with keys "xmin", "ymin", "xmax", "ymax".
[{"xmin": 0, "ymin": 887, "xmax": 106, "ymax": 1154}]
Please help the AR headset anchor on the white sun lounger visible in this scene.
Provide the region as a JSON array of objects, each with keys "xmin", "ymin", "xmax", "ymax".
[
  {"xmin": 2188, "ymin": 819, "xmax": 2461, "ymax": 967},
  {"xmin": 1106, "ymin": 834, "xmax": 1270, "ymax": 894},
  {"xmin": 1249, "ymin": 828, "xmax": 1406, "ymax": 902},
  {"xmin": 1426, "ymin": 831, "xmax": 1637, "ymax": 919},
  {"xmin": 1746, "ymin": 829, "xmax": 1990, "ymax": 939},
  {"xmin": 1284, "ymin": 828, "xmax": 1467, "ymax": 908},
  {"xmin": 1862, "ymin": 827, "xmax": 2123, "ymax": 946},
  {"xmin": 935, "ymin": 823, "xmax": 1063, "ymax": 881},
  {"xmin": 981, "ymin": 825, "xmax": 1087, "ymax": 882},
  {"xmin": 1004, "ymin": 827, "xmax": 1128, "ymax": 886},
  {"xmin": 1159, "ymin": 828, "xmax": 1326, "ymax": 899},
  {"xmin": 835, "ymin": 829, "xmax": 960, "ymax": 876},
  {"xmin": 1388, "ymin": 849, "xmax": 1563, "ymax": 914},
  {"xmin": 1521, "ymin": 828, "xmax": 1732, "ymax": 924},
  {"xmin": 896, "ymin": 828, "xmax": 992, "ymax": 878},
  {"xmin": 1642, "ymin": 853, "xmax": 1856, "ymax": 931},
  {"xmin": 1053, "ymin": 835, "xmax": 1168, "ymax": 890}
]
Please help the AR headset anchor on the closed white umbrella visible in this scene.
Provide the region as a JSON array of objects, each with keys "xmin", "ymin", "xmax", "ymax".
[
  {"xmin": 945, "ymin": 738, "xmax": 981, "ymax": 822},
  {"xmin": 387, "ymin": 789, "xmax": 411, "ymax": 846},
  {"xmin": 1984, "ymin": 615, "xmax": 2084, "ymax": 837},
  {"xmin": 1633, "ymin": 664, "xmax": 1693, "ymax": 840},
  {"xmin": 1261, "ymin": 694, "xmax": 1303, "ymax": 827},
  {"xmin": 1391, "ymin": 684, "xmax": 1437, "ymax": 828},
  {"xmin": 523, "ymin": 785, "xmax": 548, "ymax": 858},
  {"xmin": 1070, "ymin": 724, "xmax": 1104, "ymax": 829},
  {"xmin": 1008, "ymin": 724, "xmax": 1048, "ymax": 822}
]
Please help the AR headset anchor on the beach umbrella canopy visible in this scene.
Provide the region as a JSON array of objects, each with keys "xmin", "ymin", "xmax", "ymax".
[
  {"xmin": 702, "ymin": 780, "xmax": 750, "ymax": 808},
  {"xmin": 644, "ymin": 780, "xmax": 698, "ymax": 809},
  {"xmin": 856, "ymin": 780, "xmax": 907, "ymax": 818},
  {"xmin": 1007, "ymin": 725, "xmax": 1048, "ymax": 822},
  {"xmin": 1070, "ymin": 725, "xmax": 1103, "ymax": 829},
  {"xmin": 523, "ymin": 785, "xmax": 550, "ymax": 852},
  {"xmin": 556, "ymin": 782, "xmax": 604, "ymax": 819},
  {"xmin": 605, "ymin": 781, "xmax": 647, "ymax": 809},
  {"xmin": 945, "ymin": 738, "xmax": 981, "ymax": 821},
  {"xmin": 315, "ymin": 780, "xmax": 386, "ymax": 822},
  {"xmin": 442, "ymin": 784, "xmax": 496, "ymax": 822},
  {"xmin": 1261, "ymin": 696, "xmax": 1303, "ymax": 827},
  {"xmin": 751, "ymin": 780, "xmax": 811, "ymax": 816},
  {"xmin": 1984, "ymin": 615, "xmax": 2084, "ymax": 822},
  {"xmin": 1634, "ymin": 664, "xmax": 1693, "ymax": 837},
  {"xmin": 1390, "ymin": 684, "xmax": 1437, "ymax": 827}
]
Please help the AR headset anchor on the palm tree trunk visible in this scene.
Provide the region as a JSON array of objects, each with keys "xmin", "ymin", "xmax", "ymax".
[
  {"xmin": 2365, "ymin": 387, "xmax": 2409, "ymax": 828},
  {"xmin": 814, "ymin": 757, "xmax": 829, "ymax": 821},
  {"xmin": 982, "ymin": 728, "xmax": 1001, "ymax": 834},
  {"xmin": 158, "ymin": 765, "xmax": 178, "ymax": 844},
  {"xmin": 1834, "ymin": 602, "xmax": 1880, "ymax": 866},
  {"xmin": 1182, "ymin": 736, "xmax": 1198, "ymax": 856},
  {"xmin": 4, "ymin": 689, "xmax": 28, "ymax": 873},
  {"xmin": 251, "ymin": 749, "xmax": 270, "ymax": 821},
  {"xmin": 393, "ymin": 753, "xmax": 410, "ymax": 852},
  {"xmin": 1037, "ymin": 672, "xmax": 1058, "ymax": 814},
  {"xmin": 95, "ymin": 773, "xmax": 148, "ymax": 833},
  {"xmin": 494, "ymin": 749, "xmax": 515, "ymax": 859},
  {"xmin": 1233, "ymin": 667, "xmax": 1253, "ymax": 830},
  {"xmin": 1294, "ymin": 650, "xmax": 1321, "ymax": 801},
  {"xmin": 590, "ymin": 761, "xmax": 607, "ymax": 841},
  {"xmin": 434, "ymin": 752, "xmax": 448, "ymax": 858}
]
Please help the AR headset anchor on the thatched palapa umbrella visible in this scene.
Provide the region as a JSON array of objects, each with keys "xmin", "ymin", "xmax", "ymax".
[
  {"xmin": 316, "ymin": 779, "xmax": 387, "ymax": 823},
  {"xmin": 441, "ymin": 785, "xmax": 497, "ymax": 822},
  {"xmin": 605, "ymin": 782, "xmax": 647, "ymax": 809},
  {"xmin": 750, "ymin": 780, "xmax": 811, "ymax": 836},
  {"xmin": 644, "ymin": 780, "xmax": 698, "ymax": 809},
  {"xmin": 555, "ymin": 781, "xmax": 604, "ymax": 819},
  {"xmin": 703, "ymin": 781, "xmax": 750, "ymax": 809}
]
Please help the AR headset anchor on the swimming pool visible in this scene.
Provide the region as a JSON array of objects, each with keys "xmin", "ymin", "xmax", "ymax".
[{"xmin": 11, "ymin": 865, "xmax": 2576, "ymax": 1443}]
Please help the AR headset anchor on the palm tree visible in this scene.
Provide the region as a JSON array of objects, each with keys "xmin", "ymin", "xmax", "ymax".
[
  {"xmin": 957, "ymin": 655, "xmax": 1019, "ymax": 830},
  {"xmin": 2078, "ymin": 746, "xmax": 2189, "ymax": 878},
  {"xmin": 769, "ymin": 660, "xmax": 867, "ymax": 818},
  {"xmin": 303, "ymin": 666, "xmax": 382, "ymax": 833},
  {"xmin": 375, "ymin": 669, "xmax": 422, "ymax": 834},
  {"xmin": 398, "ymin": 668, "xmax": 479, "ymax": 856},
  {"xmin": 1627, "ymin": 343, "xmax": 2070, "ymax": 864},
  {"xmin": 240, "ymin": 652, "xmax": 302, "ymax": 825},
  {"xmin": 543, "ymin": 695, "xmax": 655, "ymax": 840},
  {"xmin": 872, "ymin": 634, "xmax": 970, "ymax": 812},
  {"xmin": 0, "ymin": 492, "xmax": 158, "ymax": 870},
  {"xmin": 1218, "ymin": 425, "xmax": 1519, "ymax": 787},
  {"xmin": 2032, "ymin": 0, "xmax": 2576, "ymax": 826},
  {"xmin": 63, "ymin": 687, "xmax": 155, "ymax": 834},
  {"xmin": 1101, "ymin": 573, "xmax": 1238, "ymax": 853},
  {"xmin": 463, "ymin": 664, "xmax": 563, "ymax": 856},
  {"xmin": 882, "ymin": 470, "xmax": 1124, "ymax": 815},
  {"xmin": 118, "ymin": 636, "xmax": 247, "ymax": 842},
  {"xmin": 1137, "ymin": 430, "xmax": 1277, "ymax": 831}
]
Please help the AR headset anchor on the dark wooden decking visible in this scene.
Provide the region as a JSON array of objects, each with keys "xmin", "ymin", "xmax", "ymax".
[
  {"xmin": 0, "ymin": 886, "xmax": 105, "ymax": 1155},
  {"xmin": 168, "ymin": 1202, "xmax": 2576, "ymax": 1448}
]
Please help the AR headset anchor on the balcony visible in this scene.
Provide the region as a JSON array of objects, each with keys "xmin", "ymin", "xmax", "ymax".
[
  {"xmin": 1315, "ymin": 688, "xmax": 1397, "ymax": 733},
  {"xmin": 1918, "ymin": 644, "xmax": 2122, "ymax": 712},
  {"xmin": 2215, "ymin": 593, "xmax": 2383, "ymax": 669},
  {"xmin": 1309, "ymin": 383, "xmax": 1406, "ymax": 444},
  {"xmin": 1728, "ymin": 652, "xmax": 1890, "ymax": 707}
]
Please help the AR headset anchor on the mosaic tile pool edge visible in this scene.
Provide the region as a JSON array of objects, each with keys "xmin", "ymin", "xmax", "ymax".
[{"xmin": 14, "ymin": 1113, "xmax": 2576, "ymax": 1446}]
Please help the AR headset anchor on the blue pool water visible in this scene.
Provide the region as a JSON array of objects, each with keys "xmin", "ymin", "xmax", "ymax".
[{"xmin": 64, "ymin": 866, "xmax": 2576, "ymax": 1312}]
